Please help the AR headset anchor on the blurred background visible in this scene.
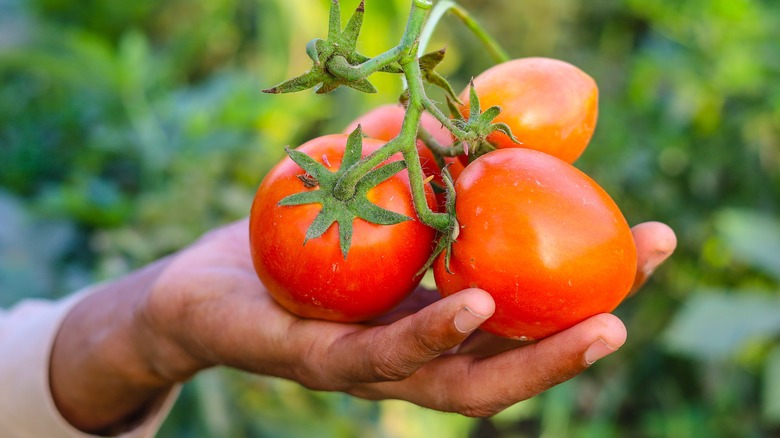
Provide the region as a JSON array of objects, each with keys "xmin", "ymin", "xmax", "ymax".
[{"xmin": 1, "ymin": 0, "xmax": 779, "ymax": 436}]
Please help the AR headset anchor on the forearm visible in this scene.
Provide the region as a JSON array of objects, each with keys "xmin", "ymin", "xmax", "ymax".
[{"xmin": 49, "ymin": 259, "xmax": 176, "ymax": 434}]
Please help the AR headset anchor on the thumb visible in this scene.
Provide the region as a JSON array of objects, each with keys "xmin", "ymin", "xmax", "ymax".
[{"xmin": 327, "ymin": 288, "xmax": 495, "ymax": 384}]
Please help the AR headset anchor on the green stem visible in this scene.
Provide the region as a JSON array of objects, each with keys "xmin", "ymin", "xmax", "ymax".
[
  {"xmin": 396, "ymin": 56, "xmax": 451, "ymax": 232},
  {"xmin": 327, "ymin": 0, "xmax": 432, "ymax": 82},
  {"xmin": 417, "ymin": 127, "xmax": 462, "ymax": 157},
  {"xmin": 333, "ymin": 136, "xmax": 405, "ymax": 201},
  {"xmin": 334, "ymin": 60, "xmax": 451, "ymax": 232},
  {"xmin": 418, "ymin": 0, "xmax": 510, "ymax": 64},
  {"xmin": 332, "ymin": 0, "xmax": 455, "ymax": 232},
  {"xmin": 421, "ymin": 98, "xmax": 469, "ymax": 140}
]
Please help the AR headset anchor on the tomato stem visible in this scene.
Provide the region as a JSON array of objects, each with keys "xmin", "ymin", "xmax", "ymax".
[
  {"xmin": 417, "ymin": 127, "xmax": 462, "ymax": 158},
  {"xmin": 333, "ymin": 47, "xmax": 452, "ymax": 233},
  {"xmin": 418, "ymin": 1, "xmax": 510, "ymax": 64},
  {"xmin": 270, "ymin": 0, "xmax": 512, "ymax": 237}
]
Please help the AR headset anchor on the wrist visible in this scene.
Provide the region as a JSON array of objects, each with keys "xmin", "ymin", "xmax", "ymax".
[
  {"xmin": 50, "ymin": 259, "xmax": 178, "ymax": 432},
  {"xmin": 133, "ymin": 253, "xmax": 217, "ymax": 383}
]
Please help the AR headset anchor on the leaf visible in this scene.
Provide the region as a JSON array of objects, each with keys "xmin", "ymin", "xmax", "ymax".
[
  {"xmin": 714, "ymin": 209, "xmax": 780, "ymax": 281},
  {"xmin": 663, "ymin": 289, "xmax": 780, "ymax": 360}
]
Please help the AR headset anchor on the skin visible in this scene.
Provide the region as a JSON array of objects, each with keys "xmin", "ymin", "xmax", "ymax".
[{"xmin": 50, "ymin": 219, "xmax": 675, "ymax": 434}]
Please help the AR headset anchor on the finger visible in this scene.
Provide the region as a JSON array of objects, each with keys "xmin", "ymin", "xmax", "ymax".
[
  {"xmin": 630, "ymin": 221, "xmax": 677, "ymax": 295},
  {"xmin": 323, "ymin": 288, "xmax": 495, "ymax": 385},
  {"xmin": 369, "ymin": 287, "xmax": 443, "ymax": 325},
  {"xmin": 456, "ymin": 330, "xmax": 528, "ymax": 356},
  {"xmin": 353, "ymin": 313, "xmax": 626, "ymax": 417}
]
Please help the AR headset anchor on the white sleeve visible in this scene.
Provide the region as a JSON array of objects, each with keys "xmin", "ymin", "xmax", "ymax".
[{"xmin": 0, "ymin": 289, "xmax": 180, "ymax": 437}]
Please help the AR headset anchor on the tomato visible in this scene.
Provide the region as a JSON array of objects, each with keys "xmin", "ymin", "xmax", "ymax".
[
  {"xmin": 434, "ymin": 148, "xmax": 636, "ymax": 340},
  {"xmin": 458, "ymin": 57, "xmax": 598, "ymax": 164},
  {"xmin": 250, "ymin": 134, "xmax": 438, "ymax": 322},
  {"xmin": 344, "ymin": 104, "xmax": 465, "ymax": 206}
]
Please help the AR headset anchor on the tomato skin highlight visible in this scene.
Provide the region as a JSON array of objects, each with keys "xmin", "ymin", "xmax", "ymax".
[
  {"xmin": 434, "ymin": 148, "xmax": 636, "ymax": 340},
  {"xmin": 459, "ymin": 57, "xmax": 599, "ymax": 164},
  {"xmin": 345, "ymin": 104, "xmax": 465, "ymax": 204},
  {"xmin": 250, "ymin": 134, "xmax": 437, "ymax": 322}
]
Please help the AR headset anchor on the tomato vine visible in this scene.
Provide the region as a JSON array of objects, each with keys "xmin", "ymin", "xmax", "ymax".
[{"xmin": 263, "ymin": 0, "xmax": 514, "ymax": 257}]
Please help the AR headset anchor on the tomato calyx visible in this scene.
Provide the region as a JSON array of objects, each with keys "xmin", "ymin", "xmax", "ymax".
[
  {"xmin": 262, "ymin": 0, "xmax": 401, "ymax": 95},
  {"xmin": 278, "ymin": 127, "xmax": 411, "ymax": 259},
  {"xmin": 450, "ymin": 80, "xmax": 522, "ymax": 163}
]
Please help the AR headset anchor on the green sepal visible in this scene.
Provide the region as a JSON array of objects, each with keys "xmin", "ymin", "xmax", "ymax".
[
  {"xmin": 344, "ymin": 77, "xmax": 377, "ymax": 94},
  {"xmin": 263, "ymin": 70, "xmax": 324, "ymax": 94},
  {"xmin": 338, "ymin": 217, "xmax": 354, "ymax": 258},
  {"xmin": 419, "ymin": 48, "xmax": 444, "ymax": 70},
  {"xmin": 349, "ymin": 196, "xmax": 411, "ymax": 225},
  {"xmin": 284, "ymin": 146, "xmax": 331, "ymax": 181},
  {"xmin": 305, "ymin": 207, "xmax": 339, "ymax": 242},
  {"xmin": 491, "ymin": 122, "xmax": 522, "ymax": 144},
  {"xmin": 263, "ymin": 0, "xmax": 394, "ymax": 95},
  {"xmin": 446, "ymin": 95, "xmax": 464, "ymax": 120},
  {"xmin": 340, "ymin": 0, "xmax": 365, "ymax": 52},
  {"xmin": 456, "ymin": 81, "xmax": 523, "ymax": 160},
  {"xmin": 419, "ymin": 48, "xmax": 462, "ymax": 103},
  {"xmin": 314, "ymin": 81, "xmax": 339, "ymax": 94},
  {"xmin": 328, "ymin": 0, "xmax": 341, "ymax": 39},
  {"xmin": 481, "ymin": 105, "xmax": 502, "ymax": 123},
  {"xmin": 342, "ymin": 125, "xmax": 364, "ymax": 169},
  {"xmin": 278, "ymin": 190, "xmax": 324, "ymax": 207},
  {"xmin": 306, "ymin": 39, "xmax": 325, "ymax": 65},
  {"xmin": 278, "ymin": 128, "xmax": 414, "ymax": 259},
  {"xmin": 468, "ymin": 79, "xmax": 481, "ymax": 118}
]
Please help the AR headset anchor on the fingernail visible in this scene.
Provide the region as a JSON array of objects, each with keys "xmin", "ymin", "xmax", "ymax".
[
  {"xmin": 454, "ymin": 306, "xmax": 489, "ymax": 334},
  {"xmin": 585, "ymin": 339, "xmax": 617, "ymax": 365}
]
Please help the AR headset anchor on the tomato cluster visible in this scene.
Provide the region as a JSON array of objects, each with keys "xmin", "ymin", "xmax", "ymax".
[{"xmin": 249, "ymin": 57, "xmax": 636, "ymax": 340}]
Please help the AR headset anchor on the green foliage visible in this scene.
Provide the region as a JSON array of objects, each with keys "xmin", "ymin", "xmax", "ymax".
[{"xmin": 2, "ymin": 0, "xmax": 780, "ymax": 436}]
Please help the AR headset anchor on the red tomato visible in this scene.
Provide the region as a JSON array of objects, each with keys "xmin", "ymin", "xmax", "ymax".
[
  {"xmin": 434, "ymin": 148, "xmax": 636, "ymax": 340},
  {"xmin": 344, "ymin": 104, "xmax": 465, "ymax": 205},
  {"xmin": 458, "ymin": 57, "xmax": 598, "ymax": 164},
  {"xmin": 250, "ymin": 134, "xmax": 437, "ymax": 322}
]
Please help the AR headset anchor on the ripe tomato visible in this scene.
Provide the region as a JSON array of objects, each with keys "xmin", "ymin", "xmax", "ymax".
[
  {"xmin": 458, "ymin": 57, "xmax": 598, "ymax": 164},
  {"xmin": 250, "ymin": 134, "xmax": 437, "ymax": 322},
  {"xmin": 434, "ymin": 148, "xmax": 636, "ymax": 340},
  {"xmin": 344, "ymin": 104, "xmax": 465, "ymax": 206}
]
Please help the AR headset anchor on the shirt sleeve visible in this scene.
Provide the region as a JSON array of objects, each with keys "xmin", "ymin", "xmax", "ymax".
[{"xmin": 0, "ymin": 289, "xmax": 180, "ymax": 438}]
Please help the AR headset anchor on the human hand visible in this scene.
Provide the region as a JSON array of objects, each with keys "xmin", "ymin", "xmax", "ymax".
[
  {"xmin": 140, "ymin": 219, "xmax": 676, "ymax": 415},
  {"xmin": 50, "ymin": 218, "xmax": 675, "ymax": 433}
]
